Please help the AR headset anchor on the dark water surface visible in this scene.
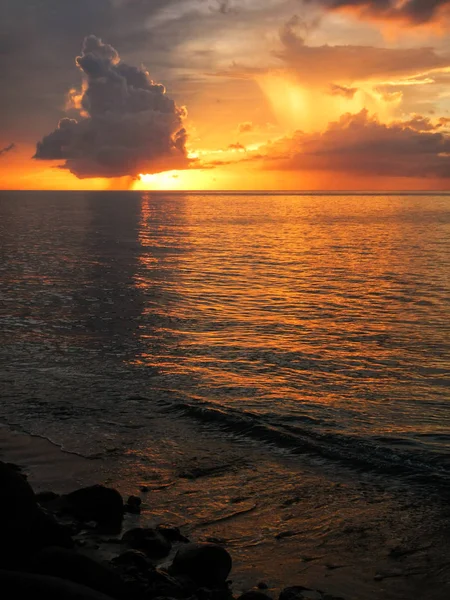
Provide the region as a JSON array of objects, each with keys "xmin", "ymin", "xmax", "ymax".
[
  {"xmin": 2, "ymin": 191, "xmax": 450, "ymax": 599},
  {"xmin": 1, "ymin": 190, "xmax": 450, "ymax": 482}
]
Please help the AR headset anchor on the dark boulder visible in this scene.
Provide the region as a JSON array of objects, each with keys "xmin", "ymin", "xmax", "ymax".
[
  {"xmin": 124, "ymin": 496, "xmax": 141, "ymax": 514},
  {"xmin": 30, "ymin": 546, "xmax": 126, "ymax": 599},
  {"xmin": 122, "ymin": 528, "xmax": 172, "ymax": 559},
  {"xmin": 127, "ymin": 496, "xmax": 141, "ymax": 508},
  {"xmin": 111, "ymin": 549, "xmax": 153, "ymax": 572},
  {"xmin": 0, "ymin": 462, "xmax": 72, "ymax": 566},
  {"xmin": 147, "ymin": 569, "xmax": 187, "ymax": 598},
  {"xmin": 156, "ymin": 524, "xmax": 189, "ymax": 543},
  {"xmin": 0, "ymin": 569, "xmax": 115, "ymax": 600},
  {"xmin": 36, "ymin": 491, "xmax": 60, "ymax": 505},
  {"xmin": 30, "ymin": 509, "xmax": 74, "ymax": 550},
  {"xmin": 169, "ymin": 543, "xmax": 232, "ymax": 587},
  {"xmin": 279, "ymin": 587, "xmax": 322, "ymax": 600},
  {"xmin": 0, "ymin": 460, "xmax": 37, "ymax": 525},
  {"xmin": 197, "ymin": 586, "xmax": 234, "ymax": 600},
  {"xmin": 63, "ymin": 485, "xmax": 123, "ymax": 529},
  {"xmin": 238, "ymin": 592, "xmax": 272, "ymax": 600}
]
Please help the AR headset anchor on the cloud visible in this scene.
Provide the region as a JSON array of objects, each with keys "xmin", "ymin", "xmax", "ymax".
[
  {"xmin": 0, "ymin": 0, "xmax": 191, "ymax": 141},
  {"xmin": 228, "ymin": 142, "xmax": 246, "ymax": 150},
  {"xmin": 329, "ymin": 84, "xmax": 358, "ymax": 98},
  {"xmin": 0, "ymin": 143, "xmax": 16, "ymax": 157},
  {"xmin": 275, "ymin": 22, "xmax": 450, "ymax": 85},
  {"xmin": 237, "ymin": 121, "xmax": 254, "ymax": 133},
  {"xmin": 305, "ymin": 0, "xmax": 450, "ymax": 26},
  {"xmin": 261, "ymin": 109, "xmax": 450, "ymax": 178},
  {"xmin": 34, "ymin": 36, "xmax": 189, "ymax": 178}
]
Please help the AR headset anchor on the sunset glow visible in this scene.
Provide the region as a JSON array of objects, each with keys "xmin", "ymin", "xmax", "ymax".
[{"xmin": 2, "ymin": 1, "xmax": 450, "ymax": 190}]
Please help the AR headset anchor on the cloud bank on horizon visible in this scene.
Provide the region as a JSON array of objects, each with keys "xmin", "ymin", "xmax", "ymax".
[
  {"xmin": 2, "ymin": 0, "xmax": 450, "ymax": 188},
  {"xmin": 34, "ymin": 35, "xmax": 189, "ymax": 178},
  {"xmin": 260, "ymin": 109, "xmax": 450, "ymax": 178}
]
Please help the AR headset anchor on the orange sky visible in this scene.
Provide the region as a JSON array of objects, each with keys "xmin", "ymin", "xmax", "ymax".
[{"xmin": 2, "ymin": 0, "xmax": 450, "ymax": 190}]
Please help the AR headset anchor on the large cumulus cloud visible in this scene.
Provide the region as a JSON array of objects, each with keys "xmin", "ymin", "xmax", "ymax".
[
  {"xmin": 0, "ymin": 0, "xmax": 188, "ymax": 141},
  {"xmin": 34, "ymin": 36, "xmax": 189, "ymax": 178},
  {"xmin": 305, "ymin": 0, "xmax": 450, "ymax": 25},
  {"xmin": 261, "ymin": 109, "xmax": 450, "ymax": 178}
]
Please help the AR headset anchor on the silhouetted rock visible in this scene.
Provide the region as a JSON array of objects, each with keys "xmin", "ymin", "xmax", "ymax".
[
  {"xmin": 257, "ymin": 582, "xmax": 269, "ymax": 590},
  {"xmin": 122, "ymin": 527, "xmax": 172, "ymax": 559},
  {"xmin": 0, "ymin": 569, "xmax": 115, "ymax": 600},
  {"xmin": 170, "ymin": 543, "xmax": 232, "ymax": 587},
  {"xmin": 238, "ymin": 592, "xmax": 272, "ymax": 600},
  {"xmin": 0, "ymin": 462, "xmax": 73, "ymax": 566},
  {"xmin": 0, "ymin": 460, "xmax": 36, "ymax": 524},
  {"xmin": 124, "ymin": 495, "xmax": 141, "ymax": 514},
  {"xmin": 30, "ymin": 508, "xmax": 74, "ymax": 550},
  {"xmin": 197, "ymin": 586, "xmax": 234, "ymax": 600},
  {"xmin": 112, "ymin": 549, "xmax": 153, "ymax": 571},
  {"xmin": 279, "ymin": 587, "xmax": 322, "ymax": 600},
  {"xmin": 128, "ymin": 495, "xmax": 141, "ymax": 507},
  {"xmin": 63, "ymin": 485, "xmax": 124, "ymax": 529},
  {"xmin": 156, "ymin": 524, "xmax": 190, "ymax": 543},
  {"xmin": 30, "ymin": 546, "xmax": 125, "ymax": 598},
  {"xmin": 147, "ymin": 569, "xmax": 187, "ymax": 598},
  {"xmin": 36, "ymin": 491, "xmax": 60, "ymax": 504}
]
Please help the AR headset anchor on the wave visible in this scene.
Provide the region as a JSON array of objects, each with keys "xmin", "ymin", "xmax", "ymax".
[{"xmin": 165, "ymin": 396, "xmax": 450, "ymax": 492}]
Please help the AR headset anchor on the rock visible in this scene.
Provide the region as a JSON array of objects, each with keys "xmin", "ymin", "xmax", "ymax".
[
  {"xmin": 170, "ymin": 543, "xmax": 232, "ymax": 587},
  {"xmin": 4, "ymin": 462, "xmax": 24, "ymax": 473},
  {"xmin": 238, "ymin": 592, "xmax": 272, "ymax": 600},
  {"xmin": 0, "ymin": 569, "xmax": 115, "ymax": 600},
  {"xmin": 0, "ymin": 462, "xmax": 72, "ymax": 566},
  {"xmin": 124, "ymin": 505, "xmax": 141, "ymax": 515},
  {"xmin": 0, "ymin": 460, "xmax": 37, "ymax": 525},
  {"xmin": 279, "ymin": 587, "xmax": 322, "ymax": 600},
  {"xmin": 197, "ymin": 586, "xmax": 234, "ymax": 600},
  {"xmin": 156, "ymin": 524, "xmax": 190, "ymax": 543},
  {"xmin": 111, "ymin": 549, "xmax": 153, "ymax": 571},
  {"xmin": 122, "ymin": 528, "xmax": 172, "ymax": 559},
  {"xmin": 31, "ymin": 547, "xmax": 125, "ymax": 599},
  {"xmin": 147, "ymin": 569, "xmax": 187, "ymax": 598},
  {"xmin": 124, "ymin": 496, "xmax": 141, "ymax": 515},
  {"xmin": 30, "ymin": 508, "xmax": 74, "ymax": 550},
  {"xmin": 127, "ymin": 496, "xmax": 142, "ymax": 507},
  {"xmin": 63, "ymin": 485, "xmax": 124, "ymax": 529},
  {"xmin": 36, "ymin": 491, "xmax": 60, "ymax": 505}
]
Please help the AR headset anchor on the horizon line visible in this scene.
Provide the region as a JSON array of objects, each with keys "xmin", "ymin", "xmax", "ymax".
[{"xmin": 2, "ymin": 189, "xmax": 450, "ymax": 196}]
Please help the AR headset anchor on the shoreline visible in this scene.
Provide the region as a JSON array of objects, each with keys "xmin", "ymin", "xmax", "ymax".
[{"xmin": 2, "ymin": 422, "xmax": 450, "ymax": 599}]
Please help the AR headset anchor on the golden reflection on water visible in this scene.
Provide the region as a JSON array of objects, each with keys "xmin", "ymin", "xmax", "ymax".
[{"xmin": 128, "ymin": 193, "xmax": 450, "ymax": 448}]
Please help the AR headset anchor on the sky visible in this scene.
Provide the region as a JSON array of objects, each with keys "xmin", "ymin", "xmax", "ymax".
[{"xmin": 2, "ymin": 0, "xmax": 450, "ymax": 190}]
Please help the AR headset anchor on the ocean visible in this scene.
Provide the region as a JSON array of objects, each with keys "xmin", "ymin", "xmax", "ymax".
[{"xmin": 1, "ymin": 191, "xmax": 450, "ymax": 598}]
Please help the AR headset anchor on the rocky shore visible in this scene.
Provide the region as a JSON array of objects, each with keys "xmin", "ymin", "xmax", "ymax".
[{"xmin": 0, "ymin": 460, "xmax": 344, "ymax": 600}]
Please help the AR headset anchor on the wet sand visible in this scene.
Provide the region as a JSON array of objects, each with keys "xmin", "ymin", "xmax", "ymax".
[{"xmin": 2, "ymin": 420, "xmax": 450, "ymax": 600}]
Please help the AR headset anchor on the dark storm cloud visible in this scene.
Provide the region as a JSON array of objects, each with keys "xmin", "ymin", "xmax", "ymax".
[
  {"xmin": 262, "ymin": 109, "xmax": 450, "ymax": 178},
  {"xmin": 34, "ymin": 36, "xmax": 189, "ymax": 178},
  {"xmin": 0, "ymin": 0, "xmax": 189, "ymax": 139},
  {"xmin": 305, "ymin": 0, "xmax": 450, "ymax": 24},
  {"xmin": 0, "ymin": 143, "xmax": 16, "ymax": 157}
]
